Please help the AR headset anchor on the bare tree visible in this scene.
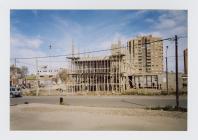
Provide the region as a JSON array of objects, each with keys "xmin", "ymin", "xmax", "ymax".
[
  {"xmin": 21, "ymin": 66, "xmax": 28, "ymax": 78},
  {"xmin": 58, "ymin": 69, "xmax": 69, "ymax": 84},
  {"xmin": 10, "ymin": 65, "xmax": 28, "ymax": 78},
  {"xmin": 10, "ymin": 65, "xmax": 21, "ymax": 75},
  {"xmin": 10, "ymin": 65, "xmax": 28, "ymax": 86}
]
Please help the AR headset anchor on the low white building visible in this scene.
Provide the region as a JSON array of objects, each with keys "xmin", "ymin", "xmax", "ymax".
[
  {"xmin": 37, "ymin": 66, "xmax": 63, "ymax": 86},
  {"xmin": 38, "ymin": 66, "xmax": 59, "ymax": 77}
]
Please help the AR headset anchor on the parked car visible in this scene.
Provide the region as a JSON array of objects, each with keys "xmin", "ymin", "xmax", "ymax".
[{"xmin": 10, "ymin": 86, "xmax": 22, "ymax": 98}]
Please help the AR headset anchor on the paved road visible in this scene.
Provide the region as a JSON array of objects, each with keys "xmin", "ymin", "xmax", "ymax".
[{"xmin": 10, "ymin": 95, "xmax": 187, "ymax": 108}]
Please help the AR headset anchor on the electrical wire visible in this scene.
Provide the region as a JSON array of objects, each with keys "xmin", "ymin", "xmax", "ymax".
[{"xmin": 11, "ymin": 35, "xmax": 187, "ymax": 60}]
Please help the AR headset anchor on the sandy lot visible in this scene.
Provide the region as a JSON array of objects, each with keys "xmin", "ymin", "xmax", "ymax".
[{"xmin": 10, "ymin": 103, "xmax": 187, "ymax": 131}]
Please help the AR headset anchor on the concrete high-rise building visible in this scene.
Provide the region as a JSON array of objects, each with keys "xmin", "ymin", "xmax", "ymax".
[
  {"xmin": 127, "ymin": 35, "xmax": 163, "ymax": 74},
  {"xmin": 126, "ymin": 35, "xmax": 164, "ymax": 89}
]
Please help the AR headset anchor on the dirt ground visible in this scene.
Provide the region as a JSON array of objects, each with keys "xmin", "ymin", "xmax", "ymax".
[{"xmin": 10, "ymin": 103, "xmax": 187, "ymax": 131}]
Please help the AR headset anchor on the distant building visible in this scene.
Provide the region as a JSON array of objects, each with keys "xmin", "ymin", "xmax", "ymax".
[
  {"xmin": 37, "ymin": 66, "xmax": 62, "ymax": 85},
  {"xmin": 126, "ymin": 35, "xmax": 164, "ymax": 89},
  {"xmin": 37, "ymin": 65, "xmax": 60, "ymax": 78},
  {"xmin": 127, "ymin": 35, "xmax": 163, "ymax": 74},
  {"xmin": 182, "ymin": 48, "xmax": 188, "ymax": 89},
  {"xmin": 160, "ymin": 72, "xmax": 187, "ymax": 93},
  {"xmin": 184, "ymin": 48, "xmax": 188, "ymax": 75}
]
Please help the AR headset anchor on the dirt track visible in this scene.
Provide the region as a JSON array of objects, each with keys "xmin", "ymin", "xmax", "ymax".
[{"xmin": 10, "ymin": 103, "xmax": 187, "ymax": 131}]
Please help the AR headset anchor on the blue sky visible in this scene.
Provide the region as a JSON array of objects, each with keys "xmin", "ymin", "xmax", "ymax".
[{"xmin": 10, "ymin": 10, "xmax": 187, "ymax": 74}]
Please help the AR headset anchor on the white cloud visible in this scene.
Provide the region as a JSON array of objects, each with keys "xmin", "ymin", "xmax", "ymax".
[
  {"xmin": 153, "ymin": 11, "xmax": 187, "ymax": 36},
  {"xmin": 160, "ymin": 11, "xmax": 187, "ymax": 24},
  {"xmin": 136, "ymin": 31, "xmax": 162, "ymax": 37},
  {"xmin": 155, "ymin": 19, "xmax": 176, "ymax": 29},
  {"xmin": 10, "ymin": 32, "xmax": 47, "ymax": 73},
  {"xmin": 145, "ymin": 18, "xmax": 154, "ymax": 23},
  {"xmin": 10, "ymin": 48, "xmax": 46, "ymax": 74},
  {"xmin": 16, "ymin": 48, "xmax": 45, "ymax": 58},
  {"xmin": 11, "ymin": 33, "xmax": 43, "ymax": 49},
  {"xmin": 10, "ymin": 47, "xmax": 69, "ymax": 74},
  {"xmin": 52, "ymin": 16, "xmax": 83, "ymax": 37},
  {"xmin": 81, "ymin": 32, "xmax": 131, "ymax": 57},
  {"xmin": 124, "ymin": 10, "xmax": 147, "ymax": 20},
  {"xmin": 48, "ymin": 11, "xmax": 149, "ymax": 56}
]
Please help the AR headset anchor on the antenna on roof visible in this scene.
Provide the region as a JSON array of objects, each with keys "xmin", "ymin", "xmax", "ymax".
[
  {"xmin": 71, "ymin": 39, "xmax": 74, "ymax": 58},
  {"xmin": 77, "ymin": 48, "xmax": 80, "ymax": 57}
]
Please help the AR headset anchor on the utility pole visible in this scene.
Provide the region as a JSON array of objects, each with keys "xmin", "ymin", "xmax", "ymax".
[
  {"xmin": 175, "ymin": 35, "xmax": 179, "ymax": 109},
  {"xmin": 14, "ymin": 58, "xmax": 17, "ymax": 67},
  {"xmin": 49, "ymin": 44, "xmax": 52, "ymax": 96},
  {"xmin": 166, "ymin": 46, "xmax": 169, "ymax": 95},
  {"xmin": 36, "ymin": 57, "xmax": 39, "ymax": 96}
]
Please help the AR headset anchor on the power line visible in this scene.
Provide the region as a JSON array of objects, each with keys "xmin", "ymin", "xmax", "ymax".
[
  {"xmin": 167, "ymin": 55, "xmax": 183, "ymax": 58},
  {"xmin": 11, "ymin": 35, "xmax": 187, "ymax": 60},
  {"xmin": 44, "ymin": 35, "xmax": 188, "ymax": 52},
  {"xmin": 13, "ymin": 55, "xmax": 185, "ymax": 66},
  {"xmin": 14, "ymin": 61, "xmax": 36, "ymax": 67},
  {"xmin": 38, "ymin": 60, "xmax": 67, "ymax": 63}
]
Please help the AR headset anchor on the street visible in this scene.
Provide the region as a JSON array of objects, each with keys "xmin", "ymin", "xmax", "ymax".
[{"xmin": 10, "ymin": 95, "xmax": 187, "ymax": 108}]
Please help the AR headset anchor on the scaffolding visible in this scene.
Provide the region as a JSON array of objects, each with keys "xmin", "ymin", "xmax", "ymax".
[{"xmin": 66, "ymin": 53, "xmax": 126, "ymax": 94}]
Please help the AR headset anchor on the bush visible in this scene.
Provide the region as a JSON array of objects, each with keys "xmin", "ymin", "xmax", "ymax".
[{"xmin": 146, "ymin": 105, "xmax": 187, "ymax": 112}]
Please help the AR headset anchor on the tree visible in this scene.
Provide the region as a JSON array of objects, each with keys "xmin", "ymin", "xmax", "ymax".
[
  {"xmin": 58, "ymin": 69, "xmax": 69, "ymax": 84},
  {"xmin": 10, "ymin": 65, "xmax": 21, "ymax": 74},
  {"xmin": 21, "ymin": 66, "xmax": 28, "ymax": 78},
  {"xmin": 10, "ymin": 65, "xmax": 28, "ymax": 79},
  {"xmin": 10, "ymin": 65, "xmax": 24, "ymax": 86}
]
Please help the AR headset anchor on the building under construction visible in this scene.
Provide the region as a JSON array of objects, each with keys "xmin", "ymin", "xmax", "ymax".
[{"xmin": 66, "ymin": 35, "xmax": 164, "ymax": 93}]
